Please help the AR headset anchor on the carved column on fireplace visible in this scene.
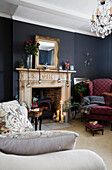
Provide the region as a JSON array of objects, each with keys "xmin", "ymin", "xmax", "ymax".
[{"xmin": 16, "ymin": 68, "xmax": 76, "ymax": 107}]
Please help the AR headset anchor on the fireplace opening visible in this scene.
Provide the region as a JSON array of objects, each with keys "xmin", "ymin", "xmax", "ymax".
[{"xmin": 32, "ymin": 88, "xmax": 61, "ymax": 118}]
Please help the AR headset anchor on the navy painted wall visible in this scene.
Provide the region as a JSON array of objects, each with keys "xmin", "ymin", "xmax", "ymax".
[
  {"xmin": 0, "ymin": 17, "xmax": 112, "ymax": 101},
  {"xmin": 74, "ymin": 33, "xmax": 109, "ymax": 79},
  {"xmin": 13, "ymin": 20, "xmax": 75, "ymax": 97},
  {"xmin": 0, "ymin": 17, "xmax": 12, "ymax": 102}
]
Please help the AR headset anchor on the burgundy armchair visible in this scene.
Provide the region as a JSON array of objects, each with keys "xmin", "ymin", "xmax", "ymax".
[{"xmin": 83, "ymin": 79, "xmax": 112, "ymax": 130}]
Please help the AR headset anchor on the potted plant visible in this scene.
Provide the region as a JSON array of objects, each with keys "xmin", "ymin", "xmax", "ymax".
[
  {"xmin": 63, "ymin": 97, "xmax": 80, "ymax": 122},
  {"xmin": 19, "ymin": 59, "xmax": 25, "ymax": 68},
  {"xmin": 24, "ymin": 40, "xmax": 40, "ymax": 69}
]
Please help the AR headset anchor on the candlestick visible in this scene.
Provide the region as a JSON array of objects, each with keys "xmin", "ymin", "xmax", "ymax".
[
  {"xmin": 57, "ymin": 110, "xmax": 60, "ymax": 117},
  {"xmin": 60, "ymin": 100, "xmax": 63, "ymax": 118}
]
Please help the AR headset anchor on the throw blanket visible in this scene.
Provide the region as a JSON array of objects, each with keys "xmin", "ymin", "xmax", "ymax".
[
  {"xmin": 79, "ymin": 104, "xmax": 99, "ymax": 115},
  {"xmin": 79, "ymin": 96, "xmax": 105, "ymax": 115}
]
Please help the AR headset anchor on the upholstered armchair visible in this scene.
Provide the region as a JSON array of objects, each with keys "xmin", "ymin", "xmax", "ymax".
[{"xmin": 80, "ymin": 79, "xmax": 112, "ymax": 130}]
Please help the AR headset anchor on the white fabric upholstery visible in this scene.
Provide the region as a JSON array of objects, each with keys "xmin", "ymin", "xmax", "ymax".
[
  {"xmin": 0, "ymin": 100, "xmax": 34, "ymax": 133},
  {"xmin": 0, "ymin": 150, "xmax": 106, "ymax": 170},
  {"xmin": 19, "ymin": 106, "xmax": 28, "ymax": 118},
  {"xmin": 0, "ymin": 130, "xmax": 78, "ymax": 155}
]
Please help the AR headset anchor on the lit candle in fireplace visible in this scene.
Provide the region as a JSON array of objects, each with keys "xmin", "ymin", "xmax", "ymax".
[
  {"xmin": 56, "ymin": 117, "xmax": 59, "ymax": 121},
  {"xmin": 61, "ymin": 115, "xmax": 64, "ymax": 122},
  {"xmin": 60, "ymin": 100, "xmax": 63, "ymax": 118},
  {"xmin": 57, "ymin": 110, "xmax": 60, "ymax": 117}
]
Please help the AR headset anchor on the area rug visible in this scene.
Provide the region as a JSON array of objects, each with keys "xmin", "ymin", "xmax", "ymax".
[{"xmin": 41, "ymin": 122, "xmax": 72, "ymax": 130}]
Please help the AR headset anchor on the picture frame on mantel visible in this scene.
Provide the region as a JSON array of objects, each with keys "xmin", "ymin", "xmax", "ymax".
[{"xmin": 35, "ymin": 35, "xmax": 60, "ymax": 70}]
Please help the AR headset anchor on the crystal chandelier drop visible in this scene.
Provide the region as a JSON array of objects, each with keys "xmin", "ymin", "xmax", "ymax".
[{"xmin": 91, "ymin": 0, "xmax": 112, "ymax": 38}]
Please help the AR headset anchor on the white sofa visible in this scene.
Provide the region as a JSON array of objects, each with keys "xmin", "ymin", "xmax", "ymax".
[
  {"xmin": 0, "ymin": 149, "xmax": 106, "ymax": 170},
  {"xmin": 0, "ymin": 100, "xmax": 106, "ymax": 170}
]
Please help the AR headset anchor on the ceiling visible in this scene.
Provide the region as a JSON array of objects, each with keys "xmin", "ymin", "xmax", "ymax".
[{"xmin": 0, "ymin": 0, "xmax": 97, "ymax": 36}]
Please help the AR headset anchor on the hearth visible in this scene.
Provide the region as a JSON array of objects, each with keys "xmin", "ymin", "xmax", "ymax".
[{"xmin": 32, "ymin": 88, "xmax": 61, "ymax": 118}]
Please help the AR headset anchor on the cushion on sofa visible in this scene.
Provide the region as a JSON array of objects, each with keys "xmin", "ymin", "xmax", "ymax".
[
  {"xmin": 102, "ymin": 92, "xmax": 112, "ymax": 107},
  {"xmin": 0, "ymin": 100, "xmax": 34, "ymax": 133},
  {"xmin": 0, "ymin": 130, "xmax": 79, "ymax": 155},
  {"xmin": 81, "ymin": 96, "xmax": 90, "ymax": 106},
  {"xmin": 89, "ymin": 96, "xmax": 105, "ymax": 105}
]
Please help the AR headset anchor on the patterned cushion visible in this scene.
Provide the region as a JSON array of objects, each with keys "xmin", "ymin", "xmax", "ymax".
[
  {"xmin": 89, "ymin": 96, "xmax": 105, "ymax": 105},
  {"xmin": 91, "ymin": 106, "xmax": 112, "ymax": 115},
  {"xmin": 93, "ymin": 79, "xmax": 112, "ymax": 96},
  {"xmin": 0, "ymin": 100, "xmax": 34, "ymax": 133},
  {"xmin": 102, "ymin": 92, "xmax": 112, "ymax": 107},
  {"xmin": 81, "ymin": 96, "xmax": 90, "ymax": 106},
  {"xmin": 0, "ymin": 130, "xmax": 79, "ymax": 155}
]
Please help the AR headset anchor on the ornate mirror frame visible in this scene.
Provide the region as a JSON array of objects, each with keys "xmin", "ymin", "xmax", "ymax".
[{"xmin": 35, "ymin": 35, "xmax": 60, "ymax": 70}]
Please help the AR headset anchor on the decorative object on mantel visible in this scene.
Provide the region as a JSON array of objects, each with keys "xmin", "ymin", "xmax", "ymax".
[
  {"xmin": 59, "ymin": 65, "xmax": 63, "ymax": 70},
  {"xmin": 26, "ymin": 68, "xmax": 31, "ymax": 88},
  {"xmin": 65, "ymin": 60, "xmax": 70, "ymax": 70},
  {"xmin": 84, "ymin": 52, "xmax": 92, "ymax": 67},
  {"xmin": 45, "ymin": 63, "xmax": 49, "ymax": 70},
  {"xmin": 19, "ymin": 59, "xmax": 25, "ymax": 68},
  {"xmin": 91, "ymin": 0, "xmax": 112, "ymax": 38},
  {"xmin": 24, "ymin": 40, "xmax": 40, "ymax": 68},
  {"xmin": 27, "ymin": 54, "xmax": 33, "ymax": 69},
  {"xmin": 65, "ymin": 60, "xmax": 70, "ymax": 87},
  {"xmin": 70, "ymin": 65, "xmax": 74, "ymax": 71}
]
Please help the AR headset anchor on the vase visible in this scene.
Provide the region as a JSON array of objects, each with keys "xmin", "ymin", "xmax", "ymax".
[
  {"xmin": 64, "ymin": 111, "xmax": 69, "ymax": 123},
  {"xmin": 27, "ymin": 54, "xmax": 33, "ymax": 69}
]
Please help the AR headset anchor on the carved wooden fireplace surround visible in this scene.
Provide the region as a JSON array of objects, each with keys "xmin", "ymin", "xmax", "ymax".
[{"xmin": 16, "ymin": 68, "xmax": 76, "ymax": 107}]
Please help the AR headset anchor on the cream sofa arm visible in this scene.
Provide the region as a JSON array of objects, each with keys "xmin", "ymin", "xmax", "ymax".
[{"xmin": 0, "ymin": 149, "xmax": 106, "ymax": 170}]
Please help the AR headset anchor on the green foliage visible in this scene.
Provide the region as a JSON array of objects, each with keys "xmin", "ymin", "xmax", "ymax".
[
  {"xmin": 74, "ymin": 81, "xmax": 88, "ymax": 97},
  {"xmin": 63, "ymin": 96, "xmax": 80, "ymax": 112},
  {"xmin": 24, "ymin": 40, "xmax": 40, "ymax": 56},
  {"xmin": 19, "ymin": 59, "xmax": 24, "ymax": 67}
]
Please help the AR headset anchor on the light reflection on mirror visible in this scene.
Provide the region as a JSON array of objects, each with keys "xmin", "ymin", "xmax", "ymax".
[
  {"xmin": 35, "ymin": 35, "xmax": 59, "ymax": 70},
  {"xmin": 39, "ymin": 40, "xmax": 55, "ymax": 65}
]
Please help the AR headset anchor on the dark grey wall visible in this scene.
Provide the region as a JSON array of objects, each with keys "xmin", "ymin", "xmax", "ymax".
[
  {"xmin": 0, "ymin": 17, "xmax": 112, "ymax": 101},
  {"xmin": 0, "ymin": 17, "xmax": 12, "ymax": 102},
  {"xmin": 12, "ymin": 20, "xmax": 112, "ymax": 97},
  {"xmin": 13, "ymin": 20, "xmax": 75, "ymax": 97},
  {"xmin": 74, "ymin": 33, "xmax": 109, "ymax": 79}
]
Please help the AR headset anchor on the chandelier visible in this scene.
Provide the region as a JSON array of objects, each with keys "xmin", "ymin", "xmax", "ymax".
[{"xmin": 91, "ymin": 0, "xmax": 112, "ymax": 38}]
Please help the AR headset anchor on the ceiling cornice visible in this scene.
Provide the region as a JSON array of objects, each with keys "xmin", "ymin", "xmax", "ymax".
[{"xmin": 12, "ymin": 15, "xmax": 96, "ymax": 37}]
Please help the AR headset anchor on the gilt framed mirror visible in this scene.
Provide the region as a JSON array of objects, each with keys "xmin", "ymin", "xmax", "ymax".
[{"xmin": 35, "ymin": 35, "xmax": 60, "ymax": 70}]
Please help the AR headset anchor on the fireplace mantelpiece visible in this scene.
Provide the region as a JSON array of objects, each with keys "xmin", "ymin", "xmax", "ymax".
[{"xmin": 16, "ymin": 68, "xmax": 76, "ymax": 107}]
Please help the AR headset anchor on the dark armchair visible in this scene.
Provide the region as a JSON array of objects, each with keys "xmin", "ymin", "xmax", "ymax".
[{"xmin": 80, "ymin": 79, "xmax": 112, "ymax": 130}]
